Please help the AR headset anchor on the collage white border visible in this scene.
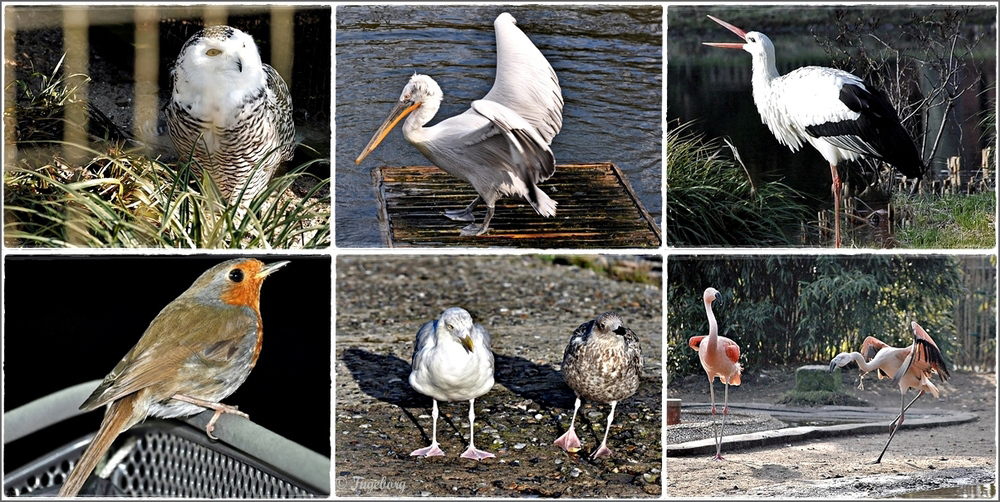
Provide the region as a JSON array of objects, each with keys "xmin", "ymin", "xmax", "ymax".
[{"xmin": 1, "ymin": 1, "xmax": 997, "ymax": 499}]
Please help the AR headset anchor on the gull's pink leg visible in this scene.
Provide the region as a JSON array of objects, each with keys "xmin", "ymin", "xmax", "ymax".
[
  {"xmin": 411, "ymin": 400, "xmax": 445, "ymax": 457},
  {"xmin": 553, "ymin": 396, "xmax": 583, "ymax": 452}
]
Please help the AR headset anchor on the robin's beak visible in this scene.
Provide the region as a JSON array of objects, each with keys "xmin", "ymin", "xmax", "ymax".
[
  {"xmin": 460, "ymin": 334, "xmax": 475, "ymax": 353},
  {"xmin": 258, "ymin": 260, "xmax": 290, "ymax": 278}
]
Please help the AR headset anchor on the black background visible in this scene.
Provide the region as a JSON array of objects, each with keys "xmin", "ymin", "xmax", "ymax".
[{"xmin": 2, "ymin": 254, "xmax": 331, "ymax": 473}]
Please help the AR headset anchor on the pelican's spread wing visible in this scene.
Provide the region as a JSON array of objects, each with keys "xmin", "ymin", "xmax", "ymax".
[
  {"xmin": 470, "ymin": 99, "xmax": 555, "ymax": 183},
  {"xmin": 484, "ymin": 12, "xmax": 563, "ymax": 145}
]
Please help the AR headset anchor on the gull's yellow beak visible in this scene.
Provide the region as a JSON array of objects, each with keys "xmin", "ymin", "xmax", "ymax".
[{"xmin": 460, "ymin": 335, "xmax": 475, "ymax": 353}]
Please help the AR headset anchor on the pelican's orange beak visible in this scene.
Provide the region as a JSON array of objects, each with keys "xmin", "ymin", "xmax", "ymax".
[
  {"xmin": 703, "ymin": 15, "xmax": 748, "ymax": 49},
  {"xmin": 355, "ymin": 98, "xmax": 421, "ymax": 164}
]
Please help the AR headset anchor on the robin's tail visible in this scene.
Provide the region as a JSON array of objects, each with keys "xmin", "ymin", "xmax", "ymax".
[{"xmin": 58, "ymin": 394, "xmax": 140, "ymax": 497}]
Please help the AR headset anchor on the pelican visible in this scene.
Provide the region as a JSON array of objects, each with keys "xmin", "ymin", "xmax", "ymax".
[{"xmin": 355, "ymin": 12, "xmax": 564, "ymax": 236}]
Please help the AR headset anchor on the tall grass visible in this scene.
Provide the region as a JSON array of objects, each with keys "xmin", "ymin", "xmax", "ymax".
[
  {"xmin": 892, "ymin": 191, "xmax": 996, "ymax": 249},
  {"xmin": 666, "ymin": 122, "xmax": 811, "ymax": 247}
]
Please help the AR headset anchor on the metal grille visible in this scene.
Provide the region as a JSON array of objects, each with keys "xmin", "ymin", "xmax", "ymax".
[
  {"xmin": 4, "ymin": 421, "xmax": 320, "ymax": 497},
  {"xmin": 4, "ymin": 449, "xmax": 75, "ymax": 496}
]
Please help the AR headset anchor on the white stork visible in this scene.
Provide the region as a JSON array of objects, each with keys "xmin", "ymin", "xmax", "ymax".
[{"xmin": 703, "ymin": 15, "xmax": 924, "ymax": 247}]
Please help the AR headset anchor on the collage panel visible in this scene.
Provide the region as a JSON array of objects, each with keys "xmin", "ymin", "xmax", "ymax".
[
  {"xmin": 336, "ymin": 4, "xmax": 662, "ymax": 248},
  {"xmin": 0, "ymin": 2, "xmax": 997, "ymax": 500},
  {"xmin": 335, "ymin": 254, "xmax": 662, "ymax": 497},
  {"xmin": 665, "ymin": 254, "xmax": 997, "ymax": 497},
  {"xmin": 666, "ymin": 5, "xmax": 995, "ymax": 249},
  {"xmin": 3, "ymin": 4, "xmax": 331, "ymax": 249},
  {"xmin": 3, "ymin": 255, "xmax": 331, "ymax": 496}
]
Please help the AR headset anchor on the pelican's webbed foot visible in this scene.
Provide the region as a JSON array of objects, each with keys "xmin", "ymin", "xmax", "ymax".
[
  {"xmin": 460, "ymin": 222, "xmax": 489, "ymax": 236},
  {"xmin": 458, "ymin": 204, "xmax": 494, "ymax": 236},
  {"xmin": 444, "ymin": 208, "xmax": 476, "ymax": 222},
  {"xmin": 444, "ymin": 196, "xmax": 482, "ymax": 222}
]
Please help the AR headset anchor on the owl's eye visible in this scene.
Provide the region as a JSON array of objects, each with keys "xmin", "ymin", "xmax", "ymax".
[{"xmin": 206, "ymin": 48, "xmax": 222, "ymax": 57}]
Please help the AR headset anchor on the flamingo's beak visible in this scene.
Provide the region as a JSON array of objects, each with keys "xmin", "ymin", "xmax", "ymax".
[
  {"xmin": 703, "ymin": 15, "xmax": 748, "ymax": 49},
  {"xmin": 355, "ymin": 98, "xmax": 421, "ymax": 164}
]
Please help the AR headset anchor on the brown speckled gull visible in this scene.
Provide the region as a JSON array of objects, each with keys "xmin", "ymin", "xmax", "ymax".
[{"xmin": 554, "ymin": 311, "xmax": 642, "ymax": 459}]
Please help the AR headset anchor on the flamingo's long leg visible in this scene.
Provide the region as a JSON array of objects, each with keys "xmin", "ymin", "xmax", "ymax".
[
  {"xmin": 716, "ymin": 381, "xmax": 730, "ymax": 461},
  {"xmin": 874, "ymin": 390, "xmax": 925, "ymax": 463}
]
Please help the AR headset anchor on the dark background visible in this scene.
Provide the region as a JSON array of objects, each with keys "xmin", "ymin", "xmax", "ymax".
[{"xmin": 2, "ymin": 254, "xmax": 331, "ymax": 473}]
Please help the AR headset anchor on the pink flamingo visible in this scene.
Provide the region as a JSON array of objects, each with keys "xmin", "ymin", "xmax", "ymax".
[
  {"xmin": 830, "ymin": 321, "xmax": 950, "ymax": 463},
  {"xmin": 688, "ymin": 287, "xmax": 743, "ymax": 460}
]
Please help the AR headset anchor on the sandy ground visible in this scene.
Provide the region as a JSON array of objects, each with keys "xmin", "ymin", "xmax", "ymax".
[
  {"xmin": 334, "ymin": 255, "xmax": 662, "ymax": 497},
  {"xmin": 667, "ymin": 368, "xmax": 997, "ymax": 497}
]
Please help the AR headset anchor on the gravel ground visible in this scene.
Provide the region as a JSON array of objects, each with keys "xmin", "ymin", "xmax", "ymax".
[
  {"xmin": 335, "ymin": 255, "xmax": 662, "ymax": 497},
  {"xmin": 666, "ymin": 410, "xmax": 786, "ymax": 445},
  {"xmin": 667, "ymin": 368, "xmax": 997, "ymax": 497}
]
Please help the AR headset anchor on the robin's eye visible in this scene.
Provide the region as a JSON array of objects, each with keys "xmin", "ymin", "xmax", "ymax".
[
  {"xmin": 206, "ymin": 48, "xmax": 222, "ymax": 57},
  {"xmin": 229, "ymin": 268, "xmax": 244, "ymax": 282}
]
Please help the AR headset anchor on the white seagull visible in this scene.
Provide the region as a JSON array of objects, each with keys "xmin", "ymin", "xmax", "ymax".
[
  {"xmin": 704, "ymin": 15, "xmax": 923, "ymax": 247},
  {"xmin": 409, "ymin": 307, "xmax": 496, "ymax": 460},
  {"xmin": 355, "ymin": 12, "xmax": 564, "ymax": 236}
]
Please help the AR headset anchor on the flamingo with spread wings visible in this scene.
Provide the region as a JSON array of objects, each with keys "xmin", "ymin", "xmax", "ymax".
[{"xmin": 830, "ymin": 321, "xmax": 950, "ymax": 463}]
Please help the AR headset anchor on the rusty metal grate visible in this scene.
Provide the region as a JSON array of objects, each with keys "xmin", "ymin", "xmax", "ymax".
[{"xmin": 373, "ymin": 163, "xmax": 661, "ymax": 248}]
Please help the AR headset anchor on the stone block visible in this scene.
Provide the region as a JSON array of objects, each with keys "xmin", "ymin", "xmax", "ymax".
[{"xmin": 795, "ymin": 364, "xmax": 841, "ymax": 392}]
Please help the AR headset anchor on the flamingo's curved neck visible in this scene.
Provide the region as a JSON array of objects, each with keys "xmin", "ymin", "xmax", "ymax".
[
  {"xmin": 705, "ymin": 300, "xmax": 718, "ymax": 349},
  {"xmin": 847, "ymin": 352, "xmax": 879, "ymax": 374}
]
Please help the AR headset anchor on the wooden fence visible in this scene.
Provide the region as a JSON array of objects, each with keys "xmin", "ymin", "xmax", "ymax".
[{"xmin": 952, "ymin": 256, "xmax": 997, "ymax": 371}]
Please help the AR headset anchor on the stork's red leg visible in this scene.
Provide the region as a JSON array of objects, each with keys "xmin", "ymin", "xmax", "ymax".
[{"xmin": 830, "ymin": 164, "xmax": 841, "ymax": 248}]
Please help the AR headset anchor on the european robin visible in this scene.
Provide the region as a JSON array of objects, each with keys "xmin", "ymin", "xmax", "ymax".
[{"xmin": 57, "ymin": 258, "xmax": 288, "ymax": 497}]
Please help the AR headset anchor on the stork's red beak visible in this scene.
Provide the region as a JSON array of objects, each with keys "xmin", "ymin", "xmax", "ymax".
[{"xmin": 703, "ymin": 15, "xmax": 748, "ymax": 49}]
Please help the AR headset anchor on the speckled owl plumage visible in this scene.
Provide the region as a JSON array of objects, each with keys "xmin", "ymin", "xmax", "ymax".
[{"xmin": 166, "ymin": 25, "xmax": 295, "ymax": 206}]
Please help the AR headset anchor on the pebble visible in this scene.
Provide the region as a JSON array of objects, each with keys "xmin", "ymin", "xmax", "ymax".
[
  {"xmin": 420, "ymin": 492, "xmax": 431, "ymax": 497},
  {"xmin": 570, "ymin": 468, "xmax": 582, "ymax": 478},
  {"xmin": 514, "ymin": 443, "xmax": 527, "ymax": 450},
  {"xmin": 534, "ymin": 414, "xmax": 543, "ymax": 420}
]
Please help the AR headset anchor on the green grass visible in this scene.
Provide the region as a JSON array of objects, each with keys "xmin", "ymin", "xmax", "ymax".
[
  {"xmin": 666, "ymin": 122, "xmax": 812, "ymax": 247},
  {"xmin": 540, "ymin": 255, "xmax": 661, "ymax": 287},
  {"xmin": 893, "ymin": 191, "xmax": 996, "ymax": 248},
  {"xmin": 5, "ymin": 56, "xmax": 330, "ymax": 249}
]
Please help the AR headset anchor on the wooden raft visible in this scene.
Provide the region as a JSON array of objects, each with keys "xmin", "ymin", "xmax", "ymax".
[{"xmin": 372, "ymin": 162, "xmax": 661, "ymax": 248}]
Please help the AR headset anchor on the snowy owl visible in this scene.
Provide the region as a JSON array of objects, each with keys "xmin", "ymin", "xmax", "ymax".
[{"xmin": 166, "ymin": 25, "xmax": 295, "ymax": 206}]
